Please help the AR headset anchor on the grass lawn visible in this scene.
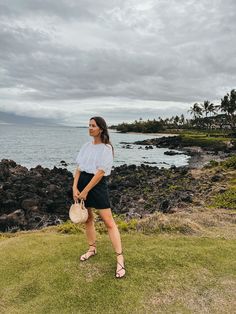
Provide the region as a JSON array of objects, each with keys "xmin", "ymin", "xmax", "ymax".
[
  {"xmin": 164, "ymin": 129, "xmax": 233, "ymax": 139},
  {"xmin": 179, "ymin": 132, "xmax": 234, "ymax": 150},
  {"xmin": 150, "ymin": 128, "xmax": 235, "ymax": 150},
  {"xmin": 1, "ymin": 230, "xmax": 236, "ymax": 314}
]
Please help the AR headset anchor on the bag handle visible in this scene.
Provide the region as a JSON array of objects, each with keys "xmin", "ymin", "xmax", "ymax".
[{"xmin": 74, "ymin": 199, "xmax": 85, "ymax": 207}]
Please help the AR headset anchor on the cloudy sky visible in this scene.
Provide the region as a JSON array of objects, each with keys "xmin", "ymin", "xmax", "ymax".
[{"xmin": 0, "ymin": 0, "xmax": 235, "ymax": 126}]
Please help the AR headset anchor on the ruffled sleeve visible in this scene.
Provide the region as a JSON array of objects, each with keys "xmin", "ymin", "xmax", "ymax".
[
  {"xmin": 96, "ymin": 144, "xmax": 113, "ymax": 175},
  {"xmin": 75, "ymin": 142, "xmax": 88, "ymax": 170}
]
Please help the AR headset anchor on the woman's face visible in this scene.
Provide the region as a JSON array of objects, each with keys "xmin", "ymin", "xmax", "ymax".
[{"xmin": 89, "ymin": 119, "xmax": 101, "ymax": 137}]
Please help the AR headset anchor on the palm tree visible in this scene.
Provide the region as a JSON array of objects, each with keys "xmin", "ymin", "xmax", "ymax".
[
  {"xmin": 208, "ymin": 102, "xmax": 217, "ymax": 117},
  {"xmin": 173, "ymin": 115, "xmax": 180, "ymax": 128},
  {"xmin": 220, "ymin": 89, "xmax": 236, "ymax": 130},
  {"xmin": 201, "ymin": 100, "xmax": 216, "ymax": 129},
  {"xmin": 180, "ymin": 114, "xmax": 185, "ymax": 125},
  {"xmin": 165, "ymin": 118, "xmax": 170, "ymax": 126},
  {"xmin": 188, "ymin": 103, "xmax": 203, "ymax": 119},
  {"xmin": 201, "ymin": 101, "xmax": 211, "ymax": 117},
  {"xmin": 169, "ymin": 116, "xmax": 174, "ymax": 125}
]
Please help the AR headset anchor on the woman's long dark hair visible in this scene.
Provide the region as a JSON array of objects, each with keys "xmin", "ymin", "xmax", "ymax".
[{"xmin": 90, "ymin": 116, "xmax": 114, "ymax": 155}]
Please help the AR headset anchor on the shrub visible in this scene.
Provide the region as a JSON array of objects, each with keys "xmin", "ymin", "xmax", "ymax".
[
  {"xmin": 212, "ymin": 188, "xmax": 236, "ymax": 209},
  {"xmin": 204, "ymin": 160, "xmax": 219, "ymax": 168},
  {"xmin": 56, "ymin": 221, "xmax": 84, "ymax": 234},
  {"xmin": 136, "ymin": 212, "xmax": 202, "ymax": 235},
  {"xmin": 222, "ymin": 155, "xmax": 236, "ymax": 169},
  {"xmin": 117, "ymin": 219, "xmax": 138, "ymax": 232}
]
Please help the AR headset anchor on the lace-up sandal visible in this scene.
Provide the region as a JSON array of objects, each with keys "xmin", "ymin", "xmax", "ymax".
[
  {"xmin": 115, "ymin": 252, "xmax": 126, "ymax": 279},
  {"xmin": 80, "ymin": 242, "xmax": 97, "ymax": 261}
]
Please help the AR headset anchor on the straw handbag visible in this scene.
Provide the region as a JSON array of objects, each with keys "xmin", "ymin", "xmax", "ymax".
[{"xmin": 69, "ymin": 199, "xmax": 88, "ymax": 223}]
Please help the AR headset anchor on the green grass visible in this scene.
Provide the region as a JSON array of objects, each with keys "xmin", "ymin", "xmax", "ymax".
[
  {"xmin": 162, "ymin": 128, "xmax": 233, "ymax": 137},
  {"xmin": 181, "ymin": 135, "xmax": 230, "ymax": 150},
  {"xmin": 1, "ymin": 231, "xmax": 236, "ymax": 313},
  {"xmin": 206, "ymin": 157, "xmax": 236, "ymax": 209},
  {"xmin": 162, "ymin": 129, "xmax": 235, "ymax": 150},
  {"xmin": 212, "ymin": 187, "xmax": 236, "ymax": 210},
  {"xmin": 222, "ymin": 155, "xmax": 236, "ymax": 169}
]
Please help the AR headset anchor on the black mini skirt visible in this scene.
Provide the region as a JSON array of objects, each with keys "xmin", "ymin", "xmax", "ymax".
[{"xmin": 77, "ymin": 171, "xmax": 111, "ymax": 209}]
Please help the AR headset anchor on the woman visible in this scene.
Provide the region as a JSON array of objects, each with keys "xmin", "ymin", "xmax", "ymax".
[{"xmin": 72, "ymin": 116, "xmax": 126, "ymax": 279}]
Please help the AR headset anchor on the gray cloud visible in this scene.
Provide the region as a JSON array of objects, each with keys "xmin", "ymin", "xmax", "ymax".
[
  {"xmin": 0, "ymin": 0, "xmax": 235, "ymax": 125},
  {"xmin": 0, "ymin": 97, "xmax": 191, "ymax": 126}
]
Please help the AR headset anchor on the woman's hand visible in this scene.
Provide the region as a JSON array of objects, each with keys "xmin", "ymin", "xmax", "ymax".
[
  {"xmin": 73, "ymin": 187, "xmax": 80, "ymax": 201},
  {"xmin": 78, "ymin": 189, "xmax": 88, "ymax": 200}
]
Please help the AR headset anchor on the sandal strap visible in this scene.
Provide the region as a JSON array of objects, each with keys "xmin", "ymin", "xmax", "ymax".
[
  {"xmin": 115, "ymin": 251, "xmax": 123, "ymax": 256},
  {"xmin": 89, "ymin": 242, "xmax": 96, "ymax": 248},
  {"xmin": 88, "ymin": 249, "xmax": 96, "ymax": 253},
  {"xmin": 117, "ymin": 261, "xmax": 125, "ymax": 270},
  {"xmin": 85, "ymin": 242, "xmax": 96, "ymax": 254},
  {"xmin": 81, "ymin": 249, "xmax": 96, "ymax": 260},
  {"xmin": 116, "ymin": 268, "xmax": 125, "ymax": 275}
]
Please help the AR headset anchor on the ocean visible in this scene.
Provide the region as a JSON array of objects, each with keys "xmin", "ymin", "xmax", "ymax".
[{"xmin": 0, "ymin": 124, "xmax": 190, "ymax": 173}]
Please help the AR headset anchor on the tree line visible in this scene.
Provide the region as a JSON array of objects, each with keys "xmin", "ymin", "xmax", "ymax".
[{"xmin": 111, "ymin": 89, "xmax": 236, "ymax": 133}]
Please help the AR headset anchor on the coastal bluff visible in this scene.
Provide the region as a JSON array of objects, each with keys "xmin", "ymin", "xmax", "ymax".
[{"xmin": 1, "ymin": 156, "xmax": 234, "ymax": 233}]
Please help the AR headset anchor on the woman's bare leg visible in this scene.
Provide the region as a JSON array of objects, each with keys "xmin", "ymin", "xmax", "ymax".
[
  {"xmin": 80, "ymin": 208, "xmax": 97, "ymax": 260},
  {"xmin": 98, "ymin": 208, "xmax": 125, "ymax": 277}
]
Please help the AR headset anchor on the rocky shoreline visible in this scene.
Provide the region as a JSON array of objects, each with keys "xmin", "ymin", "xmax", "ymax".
[
  {"xmin": 0, "ymin": 153, "xmax": 231, "ymax": 232},
  {"xmin": 1, "ymin": 135, "xmax": 235, "ymax": 233},
  {"xmin": 0, "ymin": 160, "xmax": 73, "ymax": 232},
  {"xmin": 121, "ymin": 135, "xmax": 236, "ymax": 168}
]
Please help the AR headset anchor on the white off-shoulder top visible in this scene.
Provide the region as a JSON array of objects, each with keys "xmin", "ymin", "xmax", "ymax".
[{"xmin": 75, "ymin": 141, "xmax": 113, "ymax": 176}]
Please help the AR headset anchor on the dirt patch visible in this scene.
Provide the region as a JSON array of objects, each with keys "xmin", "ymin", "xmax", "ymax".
[
  {"xmin": 143, "ymin": 270, "xmax": 236, "ymax": 313},
  {"xmin": 136, "ymin": 207, "xmax": 236, "ymax": 238}
]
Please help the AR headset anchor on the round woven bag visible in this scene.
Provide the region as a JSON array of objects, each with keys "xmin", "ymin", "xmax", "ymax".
[{"xmin": 69, "ymin": 199, "xmax": 88, "ymax": 223}]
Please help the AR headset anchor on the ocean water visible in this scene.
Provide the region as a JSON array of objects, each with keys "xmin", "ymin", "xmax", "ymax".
[{"xmin": 0, "ymin": 124, "xmax": 190, "ymax": 173}]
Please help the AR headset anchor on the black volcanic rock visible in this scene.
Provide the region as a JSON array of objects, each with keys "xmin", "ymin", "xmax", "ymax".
[
  {"xmin": 164, "ymin": 151, "xmax": 183, "ymax": 156},
  {"xmin": 133, "ymin": 136, "xmax": 182, "ymax": 149},
  {"xmin": 107, "ymin": 163, "xmax": 200, "ymax": 217},
  {"xmin": 0, "ymin": 158, "xmax": 213, "ymax": 232},
  {"xmin": 0, "ymin": 159, "xmax": 73, "ymax": 232}
]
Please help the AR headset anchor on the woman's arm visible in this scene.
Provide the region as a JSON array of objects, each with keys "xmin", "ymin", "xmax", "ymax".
[
  {"xmin": 72, "ymin": 168, "xmax": 81, "ymax": 200},
  {"xmin": 78, "ymin": 170, "xmax": 105, "ymax": 200}
]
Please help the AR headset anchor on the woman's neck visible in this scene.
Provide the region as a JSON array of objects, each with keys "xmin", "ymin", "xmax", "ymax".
[{"xmin": 93, "ymin": 136, "xmax": 102, "ymax": 145}]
